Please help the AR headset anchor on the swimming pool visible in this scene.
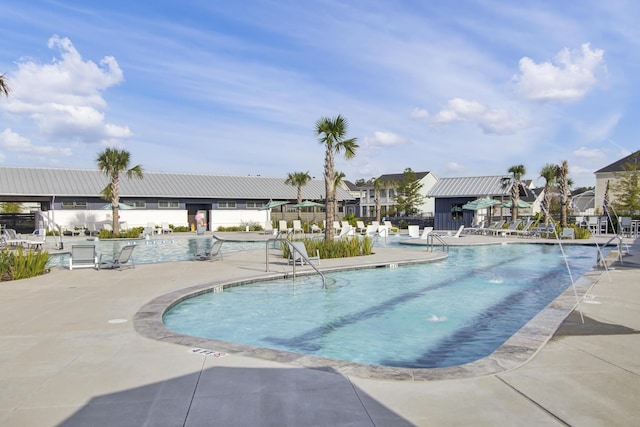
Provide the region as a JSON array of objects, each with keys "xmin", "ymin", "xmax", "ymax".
[{"xmin": 163, "ymin": 244, "xmax": 601, "ymax": 368}]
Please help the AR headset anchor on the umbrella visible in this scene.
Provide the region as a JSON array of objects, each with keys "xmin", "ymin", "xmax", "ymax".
[
  {"xmin": 290, "ymin": 200, "xmax": 324, "ymax": 209},
  {"xmin": 462, "ymin": 198, "xmax": 501, "ymax": 210},
  {"xmin": 258, "ymin": 200, "xmax": 289, "ymax": 210},
  {"xmin": 501, "ymin": 199, "xmax": 531, "ymax": 209},
  {"xmin": 101, "ymin": 202, "xmax": 135, "ymax": 210}
]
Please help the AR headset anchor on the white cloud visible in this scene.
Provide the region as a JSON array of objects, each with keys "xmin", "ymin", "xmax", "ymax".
[
  {"xmin": 446, "ymin": 162, "xmax": 466, "ymax": 173},
  {"xmin": 573, "ymin": 147, "xmax": 604, "ymax": 160},
  {"xmin": 2, "ymin": 35, "xmax": 130, "ymax": 149},
  {"xmin": 513, "ymin": 43, "xmax": 606, "ymax": 102},
  {"xmin": 365, "ymin": 131, "xmax": 407, "ymax": 148},
  {"xmin": 410, "ymin": 108, "xmax": 429, "ymax": 119},
  {"xmin": 0, "ymin": 128, "xmax": 72, "ymax": 158},
  {"xmin": 432, "ymin": 98, "xmax": 527, "ymax": 135}
]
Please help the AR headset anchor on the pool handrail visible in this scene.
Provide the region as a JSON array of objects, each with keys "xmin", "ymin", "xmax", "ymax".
[
  {"xmin": 266, "ymin": 237, "xmax": 326, "ymax": 289},
  {"xmin": 426, "ymin": 233, "xmax": 449, "ymax": 252}
]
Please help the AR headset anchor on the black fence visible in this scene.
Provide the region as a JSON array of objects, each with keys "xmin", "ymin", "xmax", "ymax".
[
  {"xmin": 0, "ymin": 213, "xmax": 36, "ymax": 234},
  {"xmin": 360, "ymin": 216, "xmax": 434, "ymax": 229}
]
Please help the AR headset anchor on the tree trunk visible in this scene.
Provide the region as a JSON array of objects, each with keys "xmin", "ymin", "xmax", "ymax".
[{"xmin": 324, "ymin": 146, "xmax": 335, "ymax": 241}]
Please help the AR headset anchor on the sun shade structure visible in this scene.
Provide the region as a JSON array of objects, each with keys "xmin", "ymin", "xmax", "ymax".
[
  {"xmin": 101, "ymin": 202, "xmax": 135, "ymax": 210},
  {"xmin": 290, "ymin": 200, "xmax": 324, "ymax": 208},
  {"xmin": 501, "ymin": 200, "xmax": 531, "ymax": 208},
  {"xmin": 259, "ymin": 200, "xmax": 289, "ymax": 210},
  {"xmin": 462, "ymin": 198, "xmax": 501, "ymax": 210}
]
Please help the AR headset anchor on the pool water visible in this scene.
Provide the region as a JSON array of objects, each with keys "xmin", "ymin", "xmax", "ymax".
[
  {"xmin": 47, "ymin": 236, "xmax": 266, "ymax": 267},
  {"xmin": 163, "ymin": 244, "xmax": 600, "ymax": 368}
]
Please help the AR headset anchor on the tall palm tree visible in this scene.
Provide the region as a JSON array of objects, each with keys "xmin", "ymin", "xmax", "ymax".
[
  {"xmin": 554, "ymin": 160, "xmax": 571, "ymax": 228},
  {"xmin": 0, "ymin": 73, "xmax": 10, "ymax": 97},
  {"xmin": 540, "ymin": 163, "xmax": 556, "ymax": 225},
  {"xmin": 96, "ymin": 148, "xmax": 143, "ymax": 235},
  {"xmin": 285, "ymin": 171, "xmax": 311, "ymax": 219},
  {"xmin": 315, "ymin": 115, "xmax": 358, "ymax": 240},
  {"xmin": 501, "ymin": 164, "xmax": 526, "ymax": 221}
]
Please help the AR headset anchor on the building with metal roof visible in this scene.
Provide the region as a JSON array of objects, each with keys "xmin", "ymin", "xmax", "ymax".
[
  {"xmin": 0, "ymin": 167, "xmax": 354, "ymax": 232},
  {"xmin": 594, "ymin": 150, "xmax": 640, "ymax": 214}
]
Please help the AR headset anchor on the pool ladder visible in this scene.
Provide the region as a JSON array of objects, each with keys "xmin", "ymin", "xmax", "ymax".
[
  {"xmin": 266, "ymin": 237, "xmax": 327, "ymax": 289},
  {"xmin": 425, "ymin": 234, "xmax": 449, "ymax": 252}
]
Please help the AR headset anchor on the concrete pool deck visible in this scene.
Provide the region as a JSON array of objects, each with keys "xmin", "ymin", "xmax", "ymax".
[{"xmin": 0, "ymin": 232, "xmax": 638, "ymax": 426}]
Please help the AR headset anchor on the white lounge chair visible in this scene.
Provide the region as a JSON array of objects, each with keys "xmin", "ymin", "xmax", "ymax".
[
  {"xmin": 278, "ymin": 220, "xmax": 291, "ymax": 237},
  {"xmin": 434, "ymin": 225, "xmax": 465, "ymax": 238},
  {"xmin": 26, "ymin": 228, "xmax": 47, "ymax": 249},
  {"xmin": 356, "ymin": 221, "xmax": 367, "ymax": 234},
  {"xmin": 195, "ymin": 238, "xmax": 224, "ymax": 261},
  {"xmin": 287, "ymin": 241, "xmax": 320, "ymax": 266},
  {"xmin": 160, "ymin": 222, "xmax": 173, "ymax": 234},
  {"xmin": 98, "ymin": 245, "xmax": 136, "ymax": 270},
  {"xmin": 407, "ymin": 225, "xmax": 420, "ymax": 238},
  {"xmin": 69, "ymin": 245, "xmax": 97, "ymax": 270},
  {"xmin": 383, "ymin": 221, "xmax": 398, "ymax": 234},
  {"xmin": 420, "ymin": 227, "xmax": 433, "ymax": 239},
  {"xmin": 310, "ymin": 224, "xmax": 323, "ymax": 234},
  {"xmin": 292, "ymin": 220, "xmax": 304, "ymax": 236},
  {"xmin": 1, "ymin": 228, "xmax": 28, "ymax": 248},
  {"xmin": 332, "ymin": 221, "xmax": 342, "ymax": 235}
]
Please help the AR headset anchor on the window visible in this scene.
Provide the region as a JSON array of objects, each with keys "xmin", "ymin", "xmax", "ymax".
[
  {"xmin": 158, "ymin": 201, "xmax": 179, "ymax": 208},
  {"xmin": 218, "ymin": 201, "xmax": 236, "ymax": 209},
  {"xmin": 126, "ymin": 200, "xmax": 146, "ymax": 208},
  {"xmin": 451, "ymin": 204, "xmax": 463, "ymax": 220},
  {"xmin": 61, "ymin": 200, "xmax": 87, "ymax": 209},
  {"xmin": 246, "ymin": 201, "xmax": 263, "ymax": 209}
]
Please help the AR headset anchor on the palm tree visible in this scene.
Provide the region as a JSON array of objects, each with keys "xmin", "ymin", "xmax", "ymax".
[
  {"xmin": 501, "ymin": 164, "xmax": 526, "ymax": 221},
  {"xmin": 554, "ymin": 160, "xmax": 571, "ymax": 228},
  {"xmin": 0, "ymin": 73, "xmax": 10, "ymax": 97},
  {"xmin": 333, "ymin": 171, "xmax": 346, "ymax": 221},
  {"xmin": 540, "ymin": 163, "xmax": 556, "ymax": 225},
  {"xmin": 315, "ymin": 115, "xmax": 358, "ymax": 240},
  {"xmin": 285, "ymin": 171, "xmax": 311, "ymax": 219},
  {"xmin": 96, "ymin": 148, "xmax": 143, "ymax": 235}
]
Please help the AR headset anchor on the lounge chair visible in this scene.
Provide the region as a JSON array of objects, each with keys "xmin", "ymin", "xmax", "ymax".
[
  {"xmin": 310, "ymin": 224, "xmax": 323, "ymax": 234},
  {"xmin": 365, "ymin": 224, "xmax": 378, "ymax": 236},
  {"xmin": 102, "ymin": 223, "xmax": 113, "ymax": 232},
  {"xmin": 383, "ymin": 221, "xmax": 398, "ymax": 234},
  {"xmin": 287, "ymin": 241, "xmax": 320, "ymax": 266},
  {"xmin": 332, "ymin": 221, "xmax": 342, "ymax": 235},
  {"xmin": 434, "ymin": 225, "xmax": 464, "ymax": 238},
  {"xmin": 420, "ymin": 227, "xmax": 434, "ymax": 239},
  {"xmin": 464, "ymin": 220, "xmax": 485, "ymax": 235},
  {"xmin": 278, "ymin": 220, "xmax": 291, "ymax": 237},
  {"xmin": 292, "ymin": 220, "xmax": 304, "ymax": 236},
  {"xmin": 337, "ymin": 224, "xmax": 355, "ymax": 239},
  {"xmin": 1, "ymin": 228, "xmax": 28, "ymax": 248},
  {"xmin": 262, "ymin": 221, "xmax": 276, "ymax": 235},
  {"xmin": 491, "ymin": 220, "xmax": 521, "ymax": 237},
  {"xmin": 532, "ymin": 223, "xmax": 556, "ymax": 238},
  {"xmin": 560, "ymin": 228, "xmax": 575, "ymax": 239},
  {"xmin": 26, "ymin": 228, "xmax": 47, "ymax": 249},
  {"xmin": 160, "ymin": 222, "xmax": 173, "ymax": 234},
  {"xmin": 407, "ymin": 225, "xmax": 420, "ymax": 238},
  {"xmin": 195, "ymin": 238, "xmax": 224, "ymax": 261},
  {"xmin": 356, "ymin": 221, "xmax": 367, "ymax": 234},
  {"xmin": 98, "ymin": 245, "xmax": 136, "ymax": 270},
  {"xmin": 69, "ymin": 245, "xmax": 98, "ymax": 270},
  {"xmin": 482, "ymin": 220, "xmax": 505, "ymax": 235}
]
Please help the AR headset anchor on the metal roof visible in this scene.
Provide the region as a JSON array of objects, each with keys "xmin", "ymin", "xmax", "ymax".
[
  {"xmin": 426, "ymin": 175, "xmax": 511, "ymax": 197},
  {"xmin": 0, "ymin": 167, "xmax": 354, "ymax": 201}
]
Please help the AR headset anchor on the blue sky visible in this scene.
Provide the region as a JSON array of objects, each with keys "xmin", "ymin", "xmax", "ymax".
[{"xmin": 1, "ymin": 0, "xmax": 638, "ymax": 188}]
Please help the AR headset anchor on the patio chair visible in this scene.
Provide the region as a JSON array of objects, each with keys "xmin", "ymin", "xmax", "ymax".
[
  {"xmin": 560, "ymin": 228, "xmax": 575, "ymax": 239},
  {"xmin": 98, "ymin": 245, "xmax": 136, "ymax": 270},
  {"xmin": 420, "ymin": 227, "xmax": 434, "ymax": 239},
  {"xmin": 434, "ymin": 225, "xmax": 465, "ymax": 238},
  {"xmin": 619, "ymin": 217, "xmax": 632, "ymax": 237},
  {"xmin": 69, "ymin": 245, "xmax": 98, "ymax": 270},
  {"xmin": 287, "ymin": 241, "xmax": 320, "ymax": 266},
  {"xmin": 195, "ymin": 238, "xmax": 224, "ymax": 261},
  {"xmin": 407, "ymin": 225, "xmax": 420, "ymax": 238},
  {"xmin": 262, "ymin": 221, "xmax": 276, "ymax": 235},
  {"xmin": 26, "ymin": 229, "xmax": 47, "ymax": 249},
  {"xmin": 492, "ymin": 220, "xmax": 521, "ymax": 237},
  {"xmin": 384, "ymin": 221, "xmax": 399, "ymax": 234},
  {"xmin": 310, "ymin": 223, "xmax": 323, "ymax": 234},
  {"xmin": 483, "ymin": 220, "xmax": 505, "ymax": 235},
  {"xmin": 332, "ymin": 221, "xmax": 342, "ymax": 235},
  {"xmin": 292, "ymin": 220, "xmax": 304, "ymax": 236},
  {"xmin": 278, "ymin": 220, "xmax": 291, "ymax": 237},
  {"xmin": 1, "ymin": 228, "xmax": 28, "ymax": 248},
  {"xmin": 356, "ymin": 221, "xmax": 367, "ymax": 234},
  {"xmin": 160, "ymin": 222, "xmax": 173, "ymax": 234}
]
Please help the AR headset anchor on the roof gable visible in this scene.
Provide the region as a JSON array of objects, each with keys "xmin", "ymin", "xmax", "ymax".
[{"xmin": 595, "ymin": 150, "xmax": 640, "ymax": 173}]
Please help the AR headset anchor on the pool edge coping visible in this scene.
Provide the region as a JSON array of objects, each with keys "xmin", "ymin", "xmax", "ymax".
[{"xmin": 133, "ymin": 250, "xmax": 605, "ymax": 382}]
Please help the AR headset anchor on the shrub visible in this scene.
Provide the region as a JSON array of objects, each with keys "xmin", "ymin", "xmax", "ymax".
[
  {"xmin": 281, "ymin": 236, "xmax": 373, "ymax": 260},
  {"xmin": 0, "ymin": 248, "xmax": 50, "ymax": 281}
]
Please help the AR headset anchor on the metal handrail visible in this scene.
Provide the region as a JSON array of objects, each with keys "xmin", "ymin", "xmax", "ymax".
[
  {"xmin": 426, "ymin": 233, "xmax": 449, "ymax": 252},
  {"xmin": 597, "ymin": 234, "xmax": 626, "ymax": 266},
  {"xmin": 266, "ymin": 237, "xmax": 326, "ymax": 288}
]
